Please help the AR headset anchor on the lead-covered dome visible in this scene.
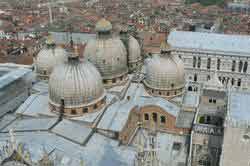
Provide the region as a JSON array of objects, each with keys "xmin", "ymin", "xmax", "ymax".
[
  {"xmin": 144, "ymin": 44, "xmax": 185, "ymax": 98},
  {"xmin": 119, "ymin": 25, "xmax": 142, "ymax": 73},
  {"xmin": 127, "ymin": 35, "xmax": 142, "ymax": 72},
  {"xmin": 35, "ymin": 36, "xmax": 67, "ymax": 81},
  {"xmin": 84, "ymin": 18, "xmax": 128, "ymax": 87},
  {"xmin": 49, "ymin": 50, "xmax": 106, "ymax": 116}
]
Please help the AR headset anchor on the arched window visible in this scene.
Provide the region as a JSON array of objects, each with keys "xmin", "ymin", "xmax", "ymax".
[
  {"xmin": 144, "ymin": 113, "xmax": 149, "ymax": 120},
  {"xmin": 243, "ymin": 61, "xmax": 248, "ymax": 73},
  {"xmin": 207, "ymin": 57, "xmax": 211, "ymax": 69},
  {"xmin": 239, "ymin": 61, "xmax": 243, "ymax": 72},
  {"xmin": 217, "ymin": 58, "xmax": 221, "ymax": 70},
  {"xmin": 198, "ymin": 57, "xmax": 201, "ymax": 68},
  {"xmin": 232, "ymin": 60, "xmax": 236, "ymax": 71},
  {"xmin": 237, "ymin": 78, "xmax": 241, "ymax": 87},
  {"xmin": 152, "ymin": 113, "xmax": 157, "ymax": 122},
  {"xmin": 160, "ymin": 116, "xmax": 166, "ymax": 123},
  {"xmin": 194, "ymin": 74, "xmax": 197, "ymax": 82},
  {"xmin": 193, "ymin": 56, "xmax": 197, "ymax": 68},
  {"xmin": 231, "ymin": 78, "xmax": 234, "ymax": 85},
  {"xmin": 188, "ymin": 86, "xmax": 192, "ymax": 91},
  {"xmin": 207, "ymin": 75, "xmax": 210, "ymax": 81}
]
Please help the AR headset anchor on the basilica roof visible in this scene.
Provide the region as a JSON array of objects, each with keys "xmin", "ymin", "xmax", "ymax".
[
  {"xmin": 144, "ymin": 53, "xmax": 185, "ymax": 91},
  {"xmin": 49, "ymin": 51, "xmax": 105, "ymax": 109}
]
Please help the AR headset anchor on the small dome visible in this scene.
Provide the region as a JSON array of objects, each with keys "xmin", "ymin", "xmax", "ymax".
[
  {"xmin": 49, "ymin": 55, "xmax": 106, "ymax": 116},
  {"xmin": 84, "ymin": 38, "xmax": 128, "ymax": 87},
  {"xmin": 128, "ymin": 35, "xmax": 141, "ymax": 64},
  {"xmin": 35, "ymin": 41, "xmax": 67, "ymax": 81},
  {"xmin": 144, "ymin": 54, "xmax": 185, "ymax": 98},
  {"xmin": 95, "ymin": 18, "xmax": 112, "ymax": 32}
]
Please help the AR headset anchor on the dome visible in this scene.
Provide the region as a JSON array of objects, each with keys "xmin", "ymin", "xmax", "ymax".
[
  {"xmin": 49, "ymin": 54, "xmax": 106, "ymax": 116},
  {"xmin": 127, "ymin": 35, "xmax": 142, "ymax": 69},
  {"xmin": 35, "ymin": 40, "xmax": 67, "ymax": 81},
  {"xmin": 144, "ymin": 53, "xmax": 185, "ymax": 98},
  {"xmin": 84, "ymin": 19, "xmax": 128, "ymax": 87},
  {"xmin": 95, "ymin": 18, "xmax": 112, "ymax": 32}
]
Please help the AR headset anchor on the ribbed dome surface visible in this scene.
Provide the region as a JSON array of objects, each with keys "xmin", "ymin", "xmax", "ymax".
[
  {"xmin": 128, "ymin": 35, "xmax": 141, "ymax": 63},
  {"xmin": 144, "ymin": 54, "xmax": 185, "ymax": 90},
  {"xmin": 35, "ymin": 46, "xmax": 67, "ymax": 78},
  {"xmin": 84, "ymin": 37, "xmax": 128, "ymax": 79},
  {"xmin": 49, "ymin": 59, "xmax": 105, "ymax": 108}
]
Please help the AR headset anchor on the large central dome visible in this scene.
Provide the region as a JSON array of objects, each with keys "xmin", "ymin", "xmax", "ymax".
[
  {"xmin": 49, "ymin": 50, "xmax": 106, "ymax": 116},
  {"xmin": 84, "ymin": 18, "xmax": 128, "ymax": 88}
]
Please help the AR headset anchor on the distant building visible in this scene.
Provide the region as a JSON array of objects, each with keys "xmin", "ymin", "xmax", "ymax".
[{"xmin": 168, "ymin": 31, "xmax": 250, "ymax": 90}]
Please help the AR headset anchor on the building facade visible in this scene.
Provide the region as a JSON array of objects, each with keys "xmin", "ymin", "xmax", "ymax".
[{"xmin": 168, "ymin": 31, "xmax": 250, "ymax": 90}]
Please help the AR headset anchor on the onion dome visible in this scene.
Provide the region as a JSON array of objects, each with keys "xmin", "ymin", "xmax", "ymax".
[
  {"xmin": 144, "ymin": 42, "xmax": 185, "ymax": 98},
  {"xmin": 35, "ymin": 36, "xmax": 67, "ymax": 81},
  {"xmin": 49, "ymin": 47, "xmax": 106, "ymax": 116},
  {"xmin": 84, "ymin": 18, "xmax": 128, "ymax": 87}
]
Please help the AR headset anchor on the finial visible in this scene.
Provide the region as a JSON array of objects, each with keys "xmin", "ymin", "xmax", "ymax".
[{"xmin": 160, "ymin": 41, "xmax": 171, "ymax": 54}]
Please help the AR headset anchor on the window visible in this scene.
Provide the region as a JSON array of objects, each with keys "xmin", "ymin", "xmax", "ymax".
[
  {"xmin": 144, "ymin": 113, "xmax": 149, "ymax": 120},
  {"xmin": 152, "ymin": 113, "xmax": 157, "ymax": 122},
  {"xmin": 207, "ymin": 75, "xmax": 210, "ymax": 81},
  {"xmin": 217, "ymin": 58, "xmax": 221, "ymax": 70},
  {"xmin": 103, "ymin": 80, "xmax": 107, "ymax": 84},
  {"xmin": 198, "ymin": 57, "xmax": 201, "ymax": 68},
  {"xmin": 198, "ymin": 155, "xmax": 211, "ymax": 166},
  {"xmin": 194, "ymin": 74, "xmax": 197, "ymax": 82},
  {"xmin": 167, "ymin": 92, "xmax": 169, "ymax": 96},
  {"xmin": 172, "ymin": 142, "xmax": 182, "ymax": 151},
  {"xmin": 213, "ymin": 99, "xmax": 216, "ymax": 103},
  {"xmin": 239, "ymin": 61, "xmax": 243, "ymax": 72},
  {"xmin": 94, "ymin": 104, "xmax": 98, "ymax": 109},
  {"xmin": 112, "ymin": 78, "xmax": 116, "ymax": 83},
  {"xmin": 209, "ymin": 99, "xmax": 212, "ymax": 103},
  {"xmin": 231, "ymin": 78, "xmax": 234, "ymax": 85},
  {"xmin": 71, "ymin": 109, "xmax": 76, "ymax": 115},
  {"xmin": 160, "ymin": 116, "xmax": 166, "ymax": 123},
  {"xmin": 237, "ymin": 78, "xmax": 241, "ymax": 87},
  {"xmin": 232, "ymin": 60, "xmax": 236, "ymax": 71},
  {"xmin": 188, "ymin": 86, "xmax": 192, "ymax": 91},
  {"xmin": 207, "ymin": 57, "xmax": 211, "ymax": 69},
  {"xmin": 159, "ymin": 91, "xmax": 162, "ymax": 95},
  {"xmin": 83, "ymin": 107, "xmax": 88, "ymax": 113},
  {"xmin": 171, "ymin": 83, "xmax": 174, "ymax": 88},
  {"xmin": 243, "ymin": 61, "xmax": 248, "ymax": 73},
  {"xmin": 193, "ymin": 56, "xmax": 196, "ymax": 68}
]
